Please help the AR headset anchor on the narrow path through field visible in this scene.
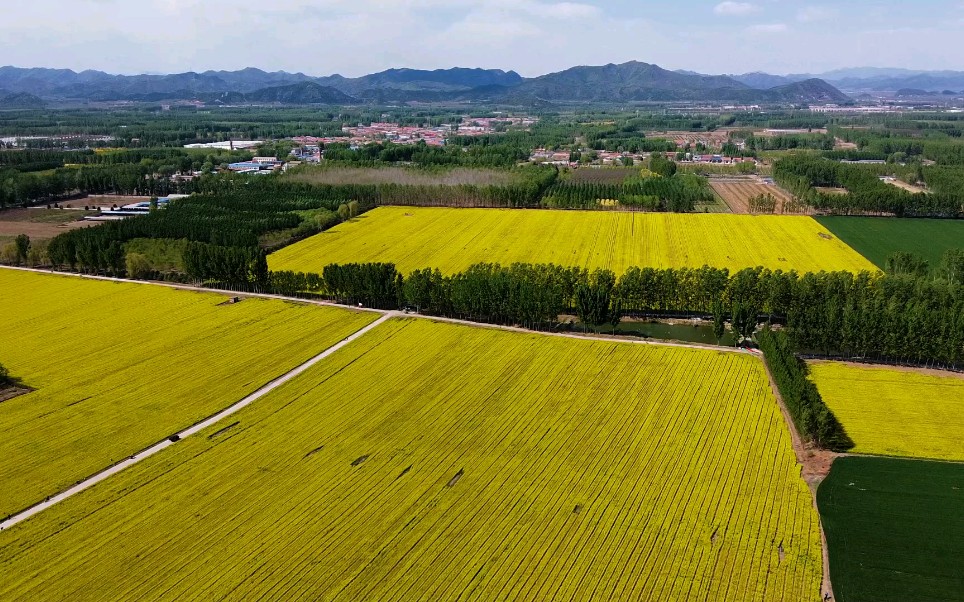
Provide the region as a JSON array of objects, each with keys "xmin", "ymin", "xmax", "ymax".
[{"xmin": 0, "ymin": 311, "xmax": 394, "ymax": 532}]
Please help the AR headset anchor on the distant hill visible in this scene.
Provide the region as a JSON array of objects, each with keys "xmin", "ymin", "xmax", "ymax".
[
  {"xmin": 242, "ymin": 82, "xmax": 359, "ymax": 105},
  {"xmin": 833, "ymin": 73, "xmax": 964, "ymax": 93},
  {"xmin": 513, "ymin": 61, "xmax": 755, "ymax": 102},
  {"xmin": 731, "ymin": 67, "xmax": 964, "ymax": 94},
  {"xmin": 730, "ymin": 72, "xmax": 801, "ymax": 89},
  {"xmin": 0, "ymin": 65, "xmax": 524, "ymax": 104},
  {"xmin": 324, "ymin": 67, "xmax": 523, "ymax": 94},
  {"xmin": 198, "ymin": 67, "xmax": 316, "ymax": 92},
  {"xmin": 768, "ymin": 79, "xmax": 850, "ymax": 104},
  {"xmin": 512, "ymin": 62, "xmax": 847, "ymax": 103},
  {"xmin": 0, "ymin": 92, "xmax": 45, "ymax": 109},
  {"xmin": 895, "ymin": 88, "xmax": 935, "ymax": 98}
]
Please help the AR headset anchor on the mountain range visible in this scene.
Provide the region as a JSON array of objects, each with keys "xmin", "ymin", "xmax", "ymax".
[
  {"xmin": 729, "ymin": 67, "xmax": 964, "ymax": 95},
  {"xmin": 5, "ymin": 62, "xmax": 960, "ymax": 107},
  {"xmin": 0, "ymin": 62, "xmax": 858, "ymax": 106}
]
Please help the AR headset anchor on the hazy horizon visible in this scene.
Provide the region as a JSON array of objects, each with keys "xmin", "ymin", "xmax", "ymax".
[
  {"xmin": 3, "ymin": 1, "xmax": 963, "ymax": 77},
  {"xmin": 3, "ymin": 63, "xmax": 963, "ymax": 81}
]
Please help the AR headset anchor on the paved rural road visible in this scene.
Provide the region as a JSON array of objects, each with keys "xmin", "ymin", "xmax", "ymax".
[{"xmin": 0, "ymin": 311, "xmax": 394, "ymax": 532}]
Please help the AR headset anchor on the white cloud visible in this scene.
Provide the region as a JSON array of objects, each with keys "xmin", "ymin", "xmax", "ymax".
[
  {"xmin": 746, "ymin": 23, "xmax": 789, "ymax": 34},
  {"xmin": 797, "ymin": 6, "xmax": 838, "ymax": 23},
  {"xmin": 3, "ymin": 1, "xmax": 964, "ymax": 77},
  {"xmin": 494, "ymin": 0, "xmax": 602, "ymax": 20},
  {"xmin": 547, "ymin": 2, "xmax": 601, "ymax": 19},
  {"xmin": 714, "ymin": 2, "xmax": 758, "ymax": 16}
]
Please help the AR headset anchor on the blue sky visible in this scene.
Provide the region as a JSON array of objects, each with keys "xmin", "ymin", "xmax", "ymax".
[{"xmin": 2, "ymin": 0, "xmax": 962, "ymax": 76}]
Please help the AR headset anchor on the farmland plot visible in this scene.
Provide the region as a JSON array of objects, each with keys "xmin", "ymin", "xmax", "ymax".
[
  {"xmin": 815, "ymin": 216, "xmax": 964, "ymax": 269},
  {"xmin": 809, "ymin": 361, "xmax": 964, "ymax": 461},
  {"xmin": 0, "ymin": 319, "xmax": 823, "ymax": 601},
  {"xmin": 709, "ymin": 179, "xmax": 799, "ymax": 214},
  {"xmin": 269, "ymin": 206, "xmax": 876, "ymax": 275},
  {"xmin": 818, "ymin": 457, "xmax": 964, "ymax": 602},
  {"xmin": 0, "ymin": 268, "xmax": 377, "ymax": 517}
]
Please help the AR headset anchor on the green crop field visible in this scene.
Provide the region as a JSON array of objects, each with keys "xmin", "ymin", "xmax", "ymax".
[
  {"xmin": 269, "ymin": 206, "xmax": 876, "ymax": 275},
  {"xmin": 0, "ymin": 319, "xmax": 822, "ymax": 601},
  {"xmin": 0, "ymin": 268, "xmax": 377, "ymax": 518},
  {"xmin": 818, "ymin": 456, "xmax": 964, "ymax": 602},
  {"xmin": 815, "ymin": 216, "xmax": 964, "ymax": 269}
]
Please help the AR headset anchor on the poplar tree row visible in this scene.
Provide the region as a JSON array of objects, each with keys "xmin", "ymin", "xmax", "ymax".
[
  {"xmin": 272, "ymin": 262, "xmax": 964, "ymax": 369},
  {"xmin": 757, "ymin": 327, "xmax": 852, "ymax": 451},
  {"xmin": 541, "ymin": 173, "xmax": 713, "ymax": 211}
]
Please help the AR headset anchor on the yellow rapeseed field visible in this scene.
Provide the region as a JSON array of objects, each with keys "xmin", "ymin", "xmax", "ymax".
[
  {"xmin": 809, "ymin": 361, "xmax": 964, "ymax": 461},
  {"xmin": 269, "ymin": 206, "xmax": 877, "ymax": 275},
  {"xmin": 0, "ymin": 268, "xmax": 377, "ymax": 517},
  {"xmin": 0, "ymin": 319, "xmax": 823, "ymax": 601}
]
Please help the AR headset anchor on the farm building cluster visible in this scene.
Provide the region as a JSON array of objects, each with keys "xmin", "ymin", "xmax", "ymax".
[{"xmin": 83, "ymin": 194, "xmax": 191, "ymax": 221}]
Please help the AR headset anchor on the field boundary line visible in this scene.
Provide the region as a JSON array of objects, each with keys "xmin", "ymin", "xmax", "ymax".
[
  {"xmin": 758, "ymin": 358, "xmax": 837, "ymax": 601},
  {"xmin": 0, "ymin": 265, "xmax": 386, "ymax": 314},
  {"xmin": 0, "ymin": 312, "xmax": 394, "ymax": 533}
]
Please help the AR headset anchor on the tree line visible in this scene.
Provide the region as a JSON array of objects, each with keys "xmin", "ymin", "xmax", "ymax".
[
  {"xmin": 284, "ymin": 165, "xmax": 559, "ymax": 209},
  {"xmin": 0, "ymin": 362, "xmax": 12, "ymax": 388},
  {"xmin": 757, "ymin": 327, "xmax": 852, "ymax": 451},
  {"xmin": 773, "ymin": 155, "xmax": 964, "ymax": 217},
  {"xmin": 0, "ymin": 148, "xmax": 252, "ymax": 208},
  {"xmin": 321, "ymin": 140, "xmax": 531, "ymax": 169},
  {"xmin": 270, "ymin": 261, "xmax": 964, "ymax": 370},
  {"xmin": 541, "ymin": 173, "xmax": 713, "ymax": 212},
  {"xmin": 45, "ymin": 181, "xmax": 361, "ymax": 282}
]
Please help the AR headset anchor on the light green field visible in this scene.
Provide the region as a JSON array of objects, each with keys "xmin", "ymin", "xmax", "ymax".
[
  {"xmin": 269, "ymin": 206, "xmax": 877, "ymax": 275},
  {"xmin": 0, "ymin": 319, "xmax": 821, "ymax": 601},
  {"xmin": 0, "ymin": 268, "xmax": 376, "ymax": 517}
]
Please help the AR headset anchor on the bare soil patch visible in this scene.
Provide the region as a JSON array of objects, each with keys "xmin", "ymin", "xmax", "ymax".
[
  {"xmin": 815, "ymin": 187, "xmax": 848, "ymax": 196},
  {"xmin": 0, "ymin": 208, "xmax": 97, "ymax": 223},
  {"xmin": 709, "ymin": 178, "xmax": 800, "ymax": 214},
  {"xmin": 883, "ymin": 179, "xmax": 929, "ymax": 194},
  {"xmin": 0, "ymin": 208, "xmax": 98, "ymax": 240},
  {"xmin": 0, "ymin": 386, "xmax": 32, "ymax": 404},
  {"xmin": 0, "ymin": 217, "xmax": 93, "ymax": 240},
  {"xmin": 643, "ymin": 129, "xmax": 737, "ymax": 147},
  {"xmin": 833, "ymin": 138, "xmax": 858, "ymax": 151},
  {"xmin": 446, "ymin": 468, "xmax": 465, "ymax": 488}
]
